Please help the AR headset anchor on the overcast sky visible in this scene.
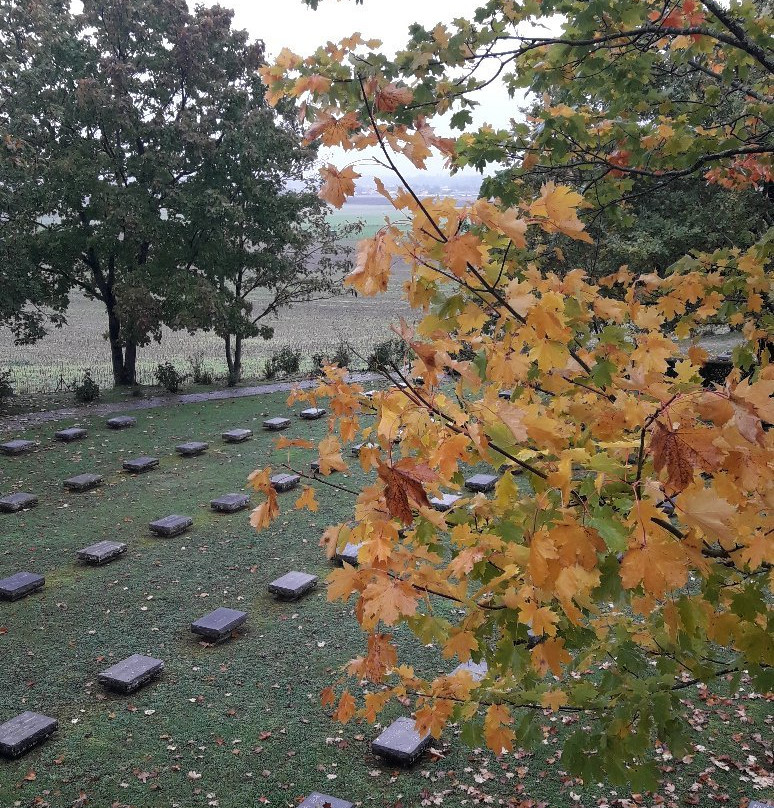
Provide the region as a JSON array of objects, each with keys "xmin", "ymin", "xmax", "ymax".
[{"xmin": 198, "ymin": 0, "xmax": 520, "ymax": 182}]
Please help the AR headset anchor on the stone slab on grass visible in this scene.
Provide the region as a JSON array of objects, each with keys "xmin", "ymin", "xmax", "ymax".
[
  {"xmin": 191, "ymin": 607, "xmax": 247, "ymax": 642},
  {"xmin": 106, "ymin": 416, "xmax": 136, "ymax": 429},
  {"xmin": 210, "ymin": 493, "xmax": 250, "ymax": 513},
  {"xmin": 429, "ymin": 493, "xmax": 462, "ymax": 512},
  {"xmin": 299, "ymin": 795, "xmax": 354, "ymax": 808},
  {"xmin": 0, "ymin": 572, "xmax": 45, "ymax": 601},
  {"xmin": 749, "ymin": 802, "xmax": 774, "ymax": 808},
  {"xmin": 300, "ymin": 407, "xmax": 326, "ymax": 420},
  {"xmin": 175, "ymin": 441, "xmax": 208, "ymax": 457},
  {"xmin": 0, "ymin": 439, "xmax": 35, "ymax": 456},
  {"xmin": 270, "ymin": 473, "xmax": 300, "ymax": 492},
  {"xmin": 77, "ymin": 541, "xmax": 127, "ymax": 565},
  {"xmin": 0, "ymin": 712, "xmax": 58, "ymax": 759},
  {"xmin": 123, "ymin": 456, "xmax": 159, "ymax": 473},
  {"xmin": 335, "ymin": 542, "xmax": 362, "ymax": 567},
  {"xmin": 371, "ymin": 716, "xmax": 431, "ymax": 765},
  {"xmin": 99, "ymin": 654, "xmax": 164, "ymax": 694},
  {"xmin": 268, "ymin": 571, "xmax": 318, "ymax": 600},
  {"xmin": 350, "ymin": 442, "xmax": 375, "ymax": 457},
  {"xmin": 498, "ymin": 389, "xmax": 512, "ymax": 400},
  {"xmin": 464, "ymin": 473, "xmax": 498, "ymax": 493},
  {"xmin": 263, "ymin": 417, "xmax": 291, "ymax": 431},
  {"xmin": 451, "ymin": 659, "xmax": 488, "ymax": 682},
  {"xmin": 63, "ymin": 473, "xmax": 103, "ymax": 492},
  {"xmin": 222, "ymin": 428, "xmax": 253, "ymax": 443},
  {"xmin": 55, "ymin": 427, "xmax": 87, "ymax": 442},
  {"xmin": 0, "ymin": 492, "xmax": 38, "ymax": 513},
  {"xmin": 149, "ymin": 514, "xmax": 192, "ymax": 537}
]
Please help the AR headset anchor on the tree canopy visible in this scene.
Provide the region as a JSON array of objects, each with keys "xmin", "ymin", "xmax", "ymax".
[
  {"xmin": 251, "ymin": 0, "xmax": 773, "ymax": 789},
  {"xmin": 0, "ymin": 0, "xmax": 350, "ymax": 385}
]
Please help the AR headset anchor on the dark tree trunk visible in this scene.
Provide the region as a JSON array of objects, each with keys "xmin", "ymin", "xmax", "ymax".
[
  {"xmin": 107, "ymin": 305, "xmax": 137, "ymax": 386},
  {"xmin": 225, "ymin": 334, "xmax": 242, "ymax": 386}
]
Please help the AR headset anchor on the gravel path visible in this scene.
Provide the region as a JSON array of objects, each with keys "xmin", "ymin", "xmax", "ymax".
[{"xmin": 0, "ymin": 372, "xmax": 380, "ymax": 435}]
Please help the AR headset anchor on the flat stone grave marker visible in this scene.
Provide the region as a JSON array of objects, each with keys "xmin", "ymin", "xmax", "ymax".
[
  {"xmin": 0, "ymin": 492, "xmax": 38, "ymax": 513},
  {"xmin": 0, "ymin": 712, "xmax": 58, "ymax": 759},
  {"xmin": 123, "ymin": 456, "xmax": 159, "ymax": 473},
  {"xmin": 351, "ymin": 442, "xmax": 375, "ymax": 457},
  {"xmin": 99, "ymin": 654, "xmax": 164, "ymax": 693},
  {"xmin": 465, "ymin": 473, "xmax": 499, "ymax": 493},
  {"xmin": 0, "ymin": 572, "xmax": 45, "ymax": 601},
  {"xmin": 300, "ymin": 407, "xmax": 327, "ymax": 420},
  {"xmin": 749, "ymin": 802, "xmax": 774, "ymax": 808},
  {"xmin": 336, "ymin": 542, "xmax": 362, "ymax": 567},
  {"xmin": 175, "ymin": 441, "xmax": 208, "ymax": 457},
  {"xmin": 77, "ymin": 540, "xmax": 127, "ymax": 565},
  {"xmin": 451, "ymin": 659, "xmax": 488, "ymax": 682},
  {"xmin": 299, "ymin": 794, "xmax": 354, "ymax": 808},
  {"xmin": 222, "ymin": 428, "xmax": 252, "ymax": 442},
  {"xmin": 106, "ymin": 416, "xmax": 136, "ymax": 429},
  {"xmin": 263, "ymin": 417, "xmax": 291, "ymax": 431},
  {"xmin": 55, "ymin": 427, "xmax": 87, "ymax": 442},
  {"xmin": 0, "ymin": 439, "xmax": 35, "ymax": 456},
  {"xmin": 362, "ymin": 389, "xmax": 377, "ymax": 399},
  {"xmin": 498, "ymin": 389, "xmax": 512, "ymax": 400},
  {"xmin": 210, "ymin": 493, "xmax": 250, "ymax": 513},
  {"xmin": 371, "ymin": 716, "xmax": 431, "ymax": 765},
  {"xmin": 64, "ymin": 473, "xmax": 103, "ymax": 492},
  {"xmin": 268, "ymin": 571, "xmax": 318, "ymax": 600},
  {"xmin": 429, "ymin": 493, "xmax": 462, "ymax": 512},
  {"xmin": 149, "ymin": 514, "xmax": 192, "ymax": 537},
  {"xmin": 191, "ymin": 607, "xmax": 247, "ymax": 643},
  {"xmin": 270, "ymin": 473, "xmax": 300, "ymax": 492},
  {"xmin": 121, "ymin": 455, "xmax": 159, "ymax": 474}
]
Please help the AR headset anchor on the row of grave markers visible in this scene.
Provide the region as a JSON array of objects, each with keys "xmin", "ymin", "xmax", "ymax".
[{"xmin": 1, "ymin": 393, "xmax": 537, "ymax": 807}]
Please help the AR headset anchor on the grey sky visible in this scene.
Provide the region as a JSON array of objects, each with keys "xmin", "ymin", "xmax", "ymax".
[{"xmin": 198, "ymin": 0, "xmax": 520, "ymax": 182}]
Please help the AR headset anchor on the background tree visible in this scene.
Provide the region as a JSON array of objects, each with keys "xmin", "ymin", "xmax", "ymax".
[
  {"xmin": 0, "ymin": 0, "xmax": 347, "ymax": 386},
  {"xmin": 175, "ymin": 111, "xmax": 358, "ymax": 384},
  {"xmin": 252, "ymin": 0, "xmax": 774, "ymax": 790}
]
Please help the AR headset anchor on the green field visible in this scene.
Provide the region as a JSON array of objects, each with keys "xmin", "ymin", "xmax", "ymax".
[
  {"xmin": 0, "ymin": 204, "xmax": 408, "ymax": 395},
  {"xmin": 1, "ymin": 391, "xmax": 771, "ymax": 807}
]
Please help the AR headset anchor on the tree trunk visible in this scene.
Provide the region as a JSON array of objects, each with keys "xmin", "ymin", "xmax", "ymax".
[
  {"xmin": 225, "ymin": 334, "xmax": 242, "ymax": 386},
  {"xmin": 107, "ymin": 305, "xmax": 137, "ymax": 386}
]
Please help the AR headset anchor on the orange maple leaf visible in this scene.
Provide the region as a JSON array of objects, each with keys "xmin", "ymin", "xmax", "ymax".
[
  {"xmin": 319, "ymin": 164, "xmax": 361, "ymax": 208},
  {"xmin": 362, "ymin": 575, "xmax": 419, "ymax": 626},
  {"xmin": 442, "ymin": 231, "xmax": 483, "ymax": 277},
  {"xmin": 318, "ymin": 435, "xmax": 348, "ymax": 475},
  {"xmin": 333, "ymin": 689, "xmax": 356, "ymax": 723},
  {"xmin": 377, "ymin": 459, "xmax": 435, "ymax": 524},
  {"xmin": 484, "ymin": 703, "xmax": 514, "ymax": 755},
  {"xmin": 650, "ymin": 420, "xmax": 725, "ymax": 494},
  {"xmin": 304, "ymin": 111, "xmax": 361, "ymax": 147},
  {"xmin": 294, "ymin": 486, "xmax": 319, "ymax": 512},
  {"xmin": 249, "ymin": 488, "xmax": 279, "ymax": 531},
  {"xmin": 373, "ymin": 82, "xmax": 414, "ymax": 112}
]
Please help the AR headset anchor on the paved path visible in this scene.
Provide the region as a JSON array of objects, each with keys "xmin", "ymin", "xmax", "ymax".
[{"xmin": 0, "ymin": 372, "xmax": 379, "ymax": 435}]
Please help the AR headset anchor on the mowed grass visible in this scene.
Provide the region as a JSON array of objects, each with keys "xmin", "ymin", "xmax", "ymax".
[{"xmin": 0, "ymin": 391, "xmax": 772, "ymax": 807}]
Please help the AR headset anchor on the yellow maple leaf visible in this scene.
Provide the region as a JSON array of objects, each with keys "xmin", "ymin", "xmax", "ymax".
[
  {"xmin": 344, "ymin": 229, "xmax": 395, "ymax": 295},
  {"xmin": 362, "ymin": 576, "xmax": 419, "ymax": 627},
  {"xmin": 318, "ymin": 435, "xmax": 348, "ymax": 475},
  {"xmin": 678, "ymin": 482, "xmax": 737, "ymax": 545},
  {"xmin": 541, "ymin": 689, "xmax": 568, "ymax": 712},
  {"xmin": 327, "ymin": 564, "xmax": 361, "ymax": 602},
  {"xmin": 442, "ymin": 630, "xmax": 479, "ymax": 662},
  {"xmin": 529, "ymin": 182, "xmax": 593, "ymax": 243},
  {"xmin": 442, "ymin": 231, "xmax": 484, "ymax": 277},
  {"xmin": 249, "ymin": 489, "xmax": 279, "ymax": 531},
  {"xmin": 531, "ymin": 637, "xmax": 572, "ymax": 677}
]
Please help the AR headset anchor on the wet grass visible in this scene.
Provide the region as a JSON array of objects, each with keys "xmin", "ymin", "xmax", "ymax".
[{"xmin": 0, "ymin": 389, "xmax": 771, "ymax": 807}]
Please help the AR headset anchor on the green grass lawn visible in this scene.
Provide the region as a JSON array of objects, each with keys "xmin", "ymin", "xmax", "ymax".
[{"xmin": 0, "ymin": 390, "xmax": 771, "ymax": 807}]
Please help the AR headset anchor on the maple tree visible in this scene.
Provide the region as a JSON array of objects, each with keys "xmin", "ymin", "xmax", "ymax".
[{"xmin": 249, "ymin": 0, "xmax": 773, "ymax": 788}]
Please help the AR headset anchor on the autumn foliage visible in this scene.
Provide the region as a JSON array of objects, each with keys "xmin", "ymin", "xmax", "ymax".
[{"xmin": 250, "ymin": 0, "xmax": 773, "ymax": 787}]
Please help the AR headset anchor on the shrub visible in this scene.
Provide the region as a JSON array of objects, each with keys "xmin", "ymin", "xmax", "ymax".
[
  {"xmin": 264, "ymin": 347, "xmax": 301, "ymax": 380},
  {"xmin": 331, "ymin": 342, "xmax": 352, "ymax": 369},
  {"xmin": 188, "ymin": 351, "xmax": 215, "ymax": 385},
  {"xmin": 155, "ymin": 362, "xmax": 188, "ymax": 393},
  {"xmin": 367, "ymin": 338, "xmax": 407, "ymax": 371},
  {"xmin": 0, "ymin": 369, "xmax": 14, "ymax": 404},
  {"xmin": 73, "ymin": 370, "xmax": 100, "ymax": 403},
  {"xmin": 311, "ymin": 352, "xmax": 328, "ymax": 377}
]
